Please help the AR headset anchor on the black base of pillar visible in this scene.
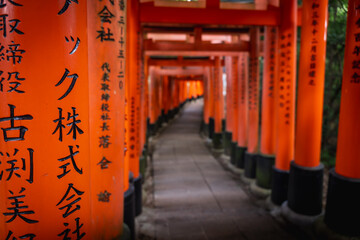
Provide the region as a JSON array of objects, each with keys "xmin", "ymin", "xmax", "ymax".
[
  {"xmin": 222, "ymin": 119, "xmax": 226, "ymax": 132},
  {"xmin": 174, "ymin": 107, "xmax": 179, "ymax": 115},
  {"xmin": 244, "ymin": 152, "xmax": 257, "ymax": 179},
  {"xmin": 288, "ymin": 161, "xmax": 323, "ymax": 216},
  {"xmin": 139, "ymin": 155, "xmax": 146, "ymax": 179},
  {"xmin": 149, "ymin": 123, "xmax": 156, "ymax": 136},
  {"xmin": 324, "ymin": 169, "xmax": 360, "ymax": 237},
  {"xmin": 235, "ymin": 146, "xmax": 247, "ymax": 169},
  {"xmin": 200, "ymin": 120, "xmax": 205, "ymax": 134},
  {"xmin": 163, "ymin": 111, "xmax": 169, "ymax": 123},
  {"xmin": 271, "ymin": 167, "xmax": 289, "ymax": 206},
  {"xmin": 212, "ymin": 132, "xmax": 223, "ymax": 150},
  {"xmin": 203, "ymin": 123, "xmax": 209, "ymax": 137},
  {"xmin": 134, "ymin": 175, "xmax": 142, "ymax": 217},
  {"xmin": 124, "ymin": 185, "xmax": 135, "ymax": 240},
  {"xmin": 209, "ymin": 117, "xmax": 215, "ymax": 139},
  {"xmin": 230, "ymin": 141, "xmax": 237, "ymax": 165},
  {"xmin": 223, "ymin": 131, "xmax": 232, "ymax": 156},
  {"xmin": 155, "ymin": 118, "xmax": 161, "ymax": 132},
  {"xmin": 159, "ymin": 110, "xmax": 165, "ymax": 126},
  {"xmin": 256, "ymin": 154, "xmax": 275, "ymax": 189},
  {"xmin": 168, "ymin": 109, "xmax": 174, "ymax": 120}
]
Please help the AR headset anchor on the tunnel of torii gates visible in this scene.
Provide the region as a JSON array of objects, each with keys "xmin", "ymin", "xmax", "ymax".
[{"xmin": 1, "ymin": 0, "xmax": 360, "ymax": 239}]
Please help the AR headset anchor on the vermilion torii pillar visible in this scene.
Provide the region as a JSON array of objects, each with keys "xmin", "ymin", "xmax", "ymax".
[
  {"xmin": 202, "ymin": 69, "xmax": 210, "ymax": 137},
  {"xmin": 271, "ymin": 0, "xmax": 297, "ymax": 206},
  {"xmin": 229, "ymin": 57, "xmax": 239, "ymax": 166},
  {"xmin": 324, "ymin": 0, "xmax": 360, "ymax": 236},
  {"xmin": 282, "ymin": 0, "xmax": 328, "ymax": 223},
  {"xmin": 252, "ymin": 26, "xmax": 278, "ymax": 194},
  {"xmin": 207, "ymin": 66, "xmax": 215, "ymax": 140},
  {"xmin": 212, "ymin": 57, "xmax": 224, "ymax": 152},
  {"xmin": 236, "ymin": 52, "xmax": 249, "ymax": 170},
  {"xmin": 0, "ymin": 1, "xmax": 93, "ymax": 239},
  {"xmin": 125, "ymin": 0, "xmax": 141, "ymax": 237},
  {"xmin": 88, "ymin": 0, "xmax": 126, "ymax": 238},
  {"xmin": 224, "ymin": 57, "xmax": 233, "ymax": 156},
  {"xmin": 244, "ymin": 27, "xmax": 260, "ymax": 181}
]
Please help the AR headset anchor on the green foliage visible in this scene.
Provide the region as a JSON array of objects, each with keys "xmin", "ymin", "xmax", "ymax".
[{"xmin": 321, "ymin": 0, "xmax": 347, "ymax": 167}]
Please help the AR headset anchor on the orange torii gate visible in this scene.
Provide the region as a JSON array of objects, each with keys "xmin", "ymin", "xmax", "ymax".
[
  {"xmin": 0, "ymin": 1, "xmax": 126, "ymax": 239},
  {"xmin": 3, "ymin": 0, "xmax": 360, "ymax": 238},
  {"xmin": 323, "ymin": 0, "xmax": 360, "ymax": 237}
]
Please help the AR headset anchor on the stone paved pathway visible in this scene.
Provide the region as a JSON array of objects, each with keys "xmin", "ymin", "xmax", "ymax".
[{"xmin": 137, "ymin": 100, "xmax": 301, "ymax": 240}]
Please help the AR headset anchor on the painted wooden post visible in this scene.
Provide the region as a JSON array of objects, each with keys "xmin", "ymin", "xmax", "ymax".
[
  {"xmin": 271, "ymin": 0, "xmax": 297, "ymax": 206},
  {"xmin": 161, "ymin": 76, "xmax": 169, "ymax": 124},
  {"xmin": 236, "ymin": 52, "xmax": 249, "ymax": 171},
  {"xmin": 254, "ymin": 26, "xmax": 278, "ymax": 193},
  {"xmin": 88, "ymin": 0, "xmax": 126, "ymax": 238},
  {"xmin": 324, "ymin": 0, "xmax": 360, "ymax": 236},
  {"xmin": 207, "ymin": 67, "xmax": 215, "ymax": 139},
  {"xmin": 138, "ymin": 45, "xmax": 147, "ymax": 195},
  {"xmin": 203, "ymin": 68, "xmax": 210, "ymax": 137},
  {"xmin": 212, "ymin": 57, "xmax": 224, "ymax": 151},
  {"xmin": 125, "ymin": 0, "xmax": 141, "ymax": 237},
  {"xmin": 229, "ymin": 57, "xmax": 239, "ymax": 165},
  {"xmin": 148, "ymin": 67, "xmax": 156, "ymax": 136},
  {"xmin": 244, "ymin": 27, "xmax": 260, "ymax": 181},
  {"xmin": 282, "ymin": 0, "xmax": 329, "ymax": 221},
  {"xmin": 0, "ymin": 1, "xmax": 93, "ymax": 238},
  {"xmin": 224, "ymin": 57, "xmax": 233, "ymax": 156}
]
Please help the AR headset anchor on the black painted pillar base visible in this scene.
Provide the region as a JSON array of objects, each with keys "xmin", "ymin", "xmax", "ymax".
[
  {"xmin": 168, "ymin": 109, "xmax": 174, "ymax": 120},
  {"xmin": 324, "ymin": 169, "xmax": 360, "ymax": 237},
  {"xmin": 212, "ymin": 132, "xmax": 223, "ymax": 150},
  {"xmin": 124, "ymin": 185, "xmax": 135, "ymax": 240},
  {"xmin": 120, "ymin": 223, "xmax": 131, "ymax": 240},
  {"xmin": 235, "ymin": 146, "xmax": 247, "ymax": 169},
  {"xmin": 230, "ymin": 141, "xmax": 237, "ymax": 165},
  {"xmin": 256, "ymin": 154, "xmax": 275, "ymax": 189},
  {"xmin": 149, "ymin": 123, "xmax": 156, "ymax": 136},
  {"xmin": 139, "ymin": 155, "xmax": 146, "ymax": 179},
  {"xmin": 221, "ymin": 119, "xmax": 226, "ymax": 132},
  {"xmin": 271, "ymin": 167, "xmax": 289, "ymax": 206},
  {"xmin": 244, "ymin": 151, "xmax": 257, "ymax": 179},
  {"xmin": 288, "ymin": 161, "xmax": 323, "ymax": 216},
  {"xmin": 134, "ymin": 174, "xmax": 142, "ymax": 217},
  {"xmin": 163, "ymin": 110, "xmax": 169, "ymax": 123},
  {"xmin": 159, "ymin": 110, "xmax": 165, "ymax": 126},
  {"xmin": 208, "ymin": 117, "xmax": 215, "ymax": 139},
  {"xmin": 223, "ymin": 131, "xmax": 232, "ymax": 156},
  {"xmin": 155, "ymin": 117, "xmax": 161, "ymax": 133},
  {"xmin": 203, "ymin": 123, "xmax": 209, "ymax": 137},
  {"xmin": 200, "ymin": 120, "xmax": 205, "ymax": 134}
]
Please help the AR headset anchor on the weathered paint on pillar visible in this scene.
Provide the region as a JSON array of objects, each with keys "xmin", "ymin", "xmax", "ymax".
[
  {"xmin": 0, "ymin": 1, "xmax": 91, "ymax": 238},
  {"xmin": 295, "ymin": 0, "xmax": 328, "ymax": 168},
  {"xmin": 324, "ymin": 2, "xmax": 360, "ymax": 236},
  {"xmin": 238, "ymin": 53, "xmax": 249, "ymax": 148},
  {"xmin": 149, "ymin": 67, "xmax": 157, "ymax": 126},
  {"xmin": 275, "ymin": 0, "xmax": 297, "ymax": 171},
  {"xmin": 203, "ymin": 70, "xmax": 210, "ymax": 124},
  {"xmin": 285, "ymin": 0, "xmax": 328, "ymax": 217},
  {"xmin": 260, "ymin": 27, "xmax": 278, "ymax": 156},
  {"xmin": 335, "ymin": 0, "xmax": 360, "ymax": 178},
  {"xmin": 126, "ymin": 0, "xmax": 140, "ymax": 178},
  {"xmin": 139, "ymin": 44, "xmax": 146, "ymax": 155},
  {"xmin": 231, "ymin": 57, "xmax": 239, "ymax": 143},
  {"xmin": 225, "ymin": 57, "xmax": 233, "ymax": 133},
  {"xmin": 214, "ymin": 57, "xmax": 223, "ymax": 133},
  {"xmin": 88, "ymin": 0, "xmax": 125, "ymax": 238},
  {"xmin": 247, "ymin": 27, "xmax": 260, "ymax": 154}
]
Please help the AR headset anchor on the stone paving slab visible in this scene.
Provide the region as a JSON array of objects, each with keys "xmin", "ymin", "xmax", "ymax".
[{"xmin": 137, "ymin": 100, "xmax": 301, "ymax": 240}]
